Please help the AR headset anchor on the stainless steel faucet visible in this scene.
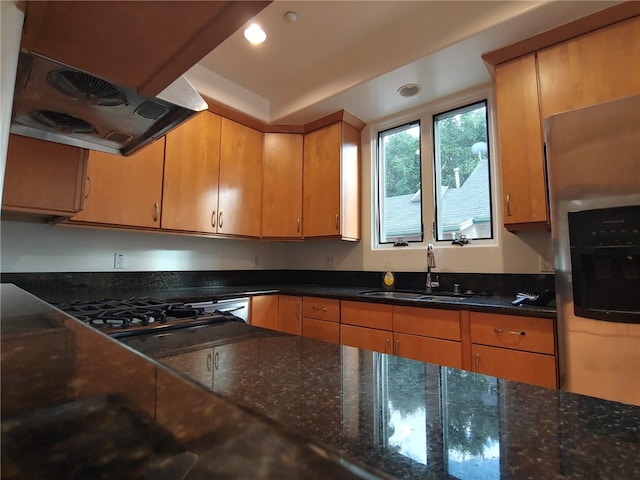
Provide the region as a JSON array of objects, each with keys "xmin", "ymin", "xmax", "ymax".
[{"xmin": 426, "ymin": 243, "xmax": 437, "ymax": 292}]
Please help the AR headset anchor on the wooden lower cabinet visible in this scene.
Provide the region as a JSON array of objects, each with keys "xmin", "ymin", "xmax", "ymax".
[
  {"xmin": 302, "ymin": 318, "xmax": 340, "ymax": 344},
  {"xmin": 340, "ymin": 324, "xmax": 392, "ymax": 354},
  {"xmin": 250, "ymin": 295, "xmax": 279, "ymax": 330},
  {"xmin": 161, "ymin": 347, "xmax": 213, "ymax": 387},
  {"xmin": 278, "ymin": 295, "xmax": 302, "ymax": 335},
  {"xmin": 469, "ymin": 311, "xmax": 557, "ymax": 388},
  {"xmin": 472, "ymin": 344, "xmax": 557, "ymax": 388},
  {"xmin": 394, "ymin": 332, "xmax": 462, "ymax": 369}
]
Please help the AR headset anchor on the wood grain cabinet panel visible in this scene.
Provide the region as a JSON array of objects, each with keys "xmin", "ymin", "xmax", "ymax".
[
  {"xmin": 471, "ymin": 344, "xmax": 557, "ymax": 388},
  {"xmin": 341, "ymin": 301, "xmax": 392, "ymax": 330},
  {"xmin": 261, "ymin": 133, "xmax": 303, "ymax": 239},
  {"xmin": 302, "ymin": 297, "xmax": 340, "ymax": 322},
  {"xmin": 2, "ymin": 134, "xmax": 87, "ymax": 217},
  {"xmin": 494, "ymin": 54, "xmax": 548, "ymax": 230},
  {"xmin": 69, "ymin": 138, "xmax": 165, "ymax": 228},
  {"xmin": 393, "ymin": 332, "xmax": 462, "ymax": 369},
  {"xmin": 218, "ymin": 118, "xmax": 263, "ymax": 237},
  {"xmin": 278, "ymin": 295, "xmax": 302, "ymax": 335},
  {"xmin": 537, "ymin": 16, "xmax": 640, "ymax": 119},
  {"xmin": 393, "ymin": 306, "xmax": 461, "ymax": 341},
  {"xmin": 470, "ymin": 312, "xmax": 555, "ymax": 355},
  {"xmin": 303, "ymin": 121, "xmax": 360, "ymax": 240},
  {"xmin": 341, "ymin": 324, "xmax": 392, "ymax": 354},
  {"xmin": 250, "ymin": 295, "xmax": 279, "ymax": 330},
  {"xmin": 302, "ymin": 318, "xmax": 340, "ymax": 344},
  {"xmin": 162, "ymin": 112, "xmax": 221, "ymax": 233}
]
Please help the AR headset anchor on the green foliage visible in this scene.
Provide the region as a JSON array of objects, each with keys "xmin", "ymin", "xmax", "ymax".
[
  {"xmin": 437, "ymin": 107, "xmax": 488, "ymax": 188},
  {"xmin": 383, "ymin": 130, "xmax": 420, "ymax": 197}
]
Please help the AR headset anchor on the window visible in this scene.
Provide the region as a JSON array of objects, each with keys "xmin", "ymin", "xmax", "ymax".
[
  {"xmin": 377, "ymin": 121, "xmax": 423, "ymax": 244},
  {"xmin": 433, "ymin": 101, "xmax": 493, "ymax": 241}
]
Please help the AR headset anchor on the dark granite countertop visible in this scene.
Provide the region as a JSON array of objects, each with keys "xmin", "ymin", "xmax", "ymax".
[{"xmin": 2, "ymin": 283, "xmax": 639, "ymax": 479}]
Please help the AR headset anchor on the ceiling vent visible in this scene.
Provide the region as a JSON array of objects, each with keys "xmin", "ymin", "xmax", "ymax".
[{"xmin": 398, "ymin": 84, "xmax": 421, "ymax": 98}]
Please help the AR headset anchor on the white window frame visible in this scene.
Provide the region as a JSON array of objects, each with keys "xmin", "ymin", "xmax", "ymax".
[{"xmin": 370, "ymin": 85, "xmax": 499, "ymax": 250}]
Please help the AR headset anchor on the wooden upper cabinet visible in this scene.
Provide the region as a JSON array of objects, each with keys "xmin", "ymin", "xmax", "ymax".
[
  {"xmin": 303, "ymin": 121, "xmax": 360, "ymax": 240},
  {"xmin": 162, "ymin": 112, "xmax": 221, "ymax": 233},
  {"xmin": 70, "ymin": 138, "xmax": 165, "ymax": 228},
  {"xmin": 20, "ymin": 1, "xmax": 271, "ymax": 97},
  {"xmin": 494, "ymin": 54, "xmax": 548, "ymax": 230},
  {"xmin": 537, "ymin": 16, "xmax": 640, "ymax": 119},
  {"xmin": 261, "ymin": 133, "xmax": 303, "ymax": 239},
  {"xmin": 2, "ymin": 134, "xmax": 87, "ymax": 217},
  {"xmin": 218, "ymin": 119, "xmax": 263, "ymax": 237}
]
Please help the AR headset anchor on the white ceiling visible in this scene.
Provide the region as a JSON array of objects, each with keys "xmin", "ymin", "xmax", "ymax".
[{"xmin": 185, "ymin": 1, "xmax": 621, "ymax": 125}]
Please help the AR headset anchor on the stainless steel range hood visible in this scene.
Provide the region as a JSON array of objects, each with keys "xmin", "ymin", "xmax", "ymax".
[{"xmin": 10, "ymin": 51, "xmax": 208, "ymax": 156}]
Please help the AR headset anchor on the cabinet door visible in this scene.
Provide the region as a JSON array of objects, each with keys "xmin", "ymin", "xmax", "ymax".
[
  {"xmin": 341, "ymin": 301, "xmax": 392, "ymax": 330},
  {"xmin": 218, "ymin": 118, "xmax": 263, "ymax": 237},
  {"xmin": 495, "ymin": 54, "xmax": 548, "ymax": 229},
  {"xmin": 302, "ymin": 297, "xmax": 340, "ymax": 322},
  {"xmin": 278, "ymin": 295, "xmax": 302, "ymax": 335},
  {"xmin": 392, "ymin": 306, "xmax": 461, "ymax": 341},
  {"xmin": 302, "ymin": 318, "xmax": 340, "ymax": 344},
  {"xmin": 161, "ymin": 347, "xmax": 213, "ymax": 387},
  {"xmin": 469, "ymin": 312, "xmax": 555, "ymax": 355},
  {"xmin": 341, "ymin": 324, "xmax": 392, "ymax": 354},
  {"xmin": 70, "ymin": 138, "xmax": 165, "ymax": 228},
  {"xmin": 538, "ymin": 17, "xmax": 640, "ymax": 119},
  {"xmin": 2, "ymin": 134, "xmax": 87, "ymax": 216},
  {"xmin": 262, "ymin": 133, "xmax": 303, "ymax": 238},
  {"xmin": 472, "ymin": 344, "xmax": 557, "ymax": 388},
  {"xmin": 394, "ymin": 332, "xmax": 462, "ymax": 369},
  {"xmin": 250, "ymin": 295, "xmax": 279, "ymax": 330},
  {"xmin": 162, "ymin": 112, "xmax": 221, "ymax": 233},
  {"xmin": 303, "ymin": 123, "xmax": 341, "ymax": 237}
]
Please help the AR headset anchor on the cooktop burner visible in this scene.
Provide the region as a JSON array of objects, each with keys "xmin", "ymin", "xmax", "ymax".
[{"xmin": 54, "ymin": 297, "xmax": 239, "ymax": 337}]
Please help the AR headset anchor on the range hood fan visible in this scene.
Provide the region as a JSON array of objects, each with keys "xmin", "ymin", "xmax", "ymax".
[
  {"xmin": 47, "ymin": 70, "xmax": 127, "ymax": 107},
  {"xmin": 30, "ymin": 110, "xmax": 97, "ymax": 134}
]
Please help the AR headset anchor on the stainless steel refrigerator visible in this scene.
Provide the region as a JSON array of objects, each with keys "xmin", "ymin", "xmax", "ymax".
[{"xmin": 545, "ymin": 94, "xmax": 640, "ymax": 406}]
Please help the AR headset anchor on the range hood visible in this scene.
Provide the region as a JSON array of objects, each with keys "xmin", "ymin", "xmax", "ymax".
[{"xmin": 11, "ymin": 51, "xmax": 208, "ymax": 156}]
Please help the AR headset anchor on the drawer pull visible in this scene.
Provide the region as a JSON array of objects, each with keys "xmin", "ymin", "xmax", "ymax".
[
  {"xmin": 207, "ymin": 353, "xmax": 212, "ymax": 372},
  {"xmin": 493, "ymin": 327, "xmax": 525, "ymax": 336},
  {"xmin": 506, "ymin": 193, "xmax": 512, "ymax": 216},
  {"xmin": 153, "ymin": 202, "xmax": 159, "ymax": 222},
  {"xmin": 312, "ymin": 306, "xmax": 328, "ymax": 312},
  {"xmin": 385, "ymin": 338, "xmax": 390, "ymax": 354},
  {"xmin": 474, "ymin": 352, "xmax": 480, "ymax": 372},
  {"xmin": 394, "ymin": 339, "xmax": 399, "ymax": 355}
]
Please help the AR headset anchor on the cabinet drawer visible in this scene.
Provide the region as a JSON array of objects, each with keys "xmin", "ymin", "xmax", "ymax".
[
  {"xmin": 303, "ymin": 297, "xmax": 340, "ymax": 322},
  {"xmin": 341, "ymin": 324, "xmax": 392, "ymax": 354},
  {"xmin": 472, "ymin": 344, "xmax": 557, "ymax": 388},
  {"xmin": 470, "ymin": 312, "xmax": 555, "ymax": 354},
  {"xmin": 393, "ymin": 306, "xmax": 460, "ymax": 341},
  {"xmin": 341, "ymin": 301, "xmax": 392, "ymax": 330},
  {"xmin": 394, "ymin": 332, "xmax": 462, "ymax": 369},
  {"xmin": 302, "ymin": 318, "xmax": 340, "ymax": 344}
]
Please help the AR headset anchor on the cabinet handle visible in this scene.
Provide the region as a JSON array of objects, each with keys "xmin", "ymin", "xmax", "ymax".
[
  {"xmin": 394, "ymin": 339, "xmax": 400, "ymax": 355},
  {"xmin": 335, "ymin": 213, "xmax": 340, "ymax": 231},
  {"xmin": 493, "ymin": 327, "xmax": 526, "ymax": 336},
  {"xmin": 295, "ymin": 302, "xmax": 301, "ymax": 321},
  {"xmin": 214, "ymin": 351, "xmax": 219, "ymax": 370},
  {"xmin": 506, "ymin": 193, "xmax": 512, "ymax": 216},
  {"xmin": 153, "ymin": 202, "xmax": 159, "ymax": 222},
  {"xmin": 219, "ymin": 212, "xmax": 223, "ymax": 228},
  {"xmin": 312, "ymin": 306, "xmax": 327, "ymax": 312},
  {"xmin": 475, "ymin": 353, "xmax": 480, "ymax": 372},
  {"xmin": 211, "ymin": 211, "xmax": 217, "ymax": 229},
  {"xmin": 385, "ymin": 338, "xmax": 390, "ymax": 354},
  {"xmin": 85, "ymin": 176, "xmax": 92, "ymax": 198},
  {"xmin": 207, "ymin": 353, "xmax": 212, "ymax": 372},
  {"xmin": 297, "ymin": 217, "xmax": 301, "ymax": 233}
]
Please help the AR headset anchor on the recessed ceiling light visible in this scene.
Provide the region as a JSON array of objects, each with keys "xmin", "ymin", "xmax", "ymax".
[
  {"xmin": 398, "ymin": 84, "xmax": 421, "ymax": 97},
  {"xmin": 244, "ymin": 23, "xmax": 266, "ymax": 45},
  {"xmin": 284, "ymin": 11, "xmax": 298, "ymax": 23}
]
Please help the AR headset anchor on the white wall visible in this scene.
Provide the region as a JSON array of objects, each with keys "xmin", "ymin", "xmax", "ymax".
[{"xmin": 0, "ymin": 221, "xmax": 289, "ymax": 272}]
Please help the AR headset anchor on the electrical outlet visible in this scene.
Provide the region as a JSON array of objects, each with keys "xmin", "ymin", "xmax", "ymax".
[
  {"xmin": 254, "ymin": 256, "xmax": 259, "ymax": 268},
  {"xmin": 114, "ymin": 253, "xmax": 126, "ymax": 269},
  {"xmin": 326, "ymin": 256, "xmax": 335, "ymax": 269},
  {"xmin": 539, "ymin": 255, "xmax": 554, "ymax": 272}
]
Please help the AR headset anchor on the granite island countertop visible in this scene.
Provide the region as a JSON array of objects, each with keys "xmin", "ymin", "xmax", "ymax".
[{"xmin": 2, "ymin": 283, "xmax": 639, "ymax": 479}]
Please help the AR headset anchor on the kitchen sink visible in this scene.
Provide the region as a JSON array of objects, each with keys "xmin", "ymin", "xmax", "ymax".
[{"xmin": 357, "ymin": 291, "xmax": 467, "ymax": 302}]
